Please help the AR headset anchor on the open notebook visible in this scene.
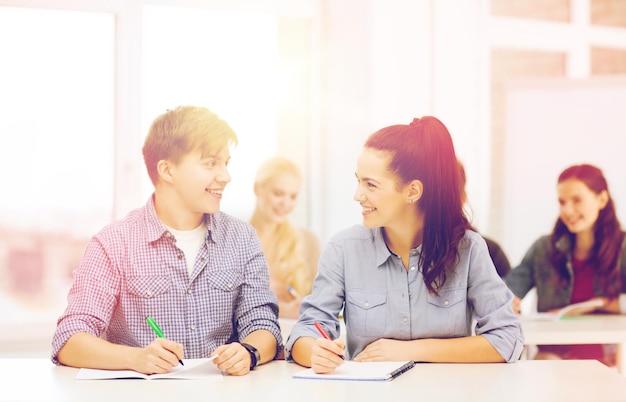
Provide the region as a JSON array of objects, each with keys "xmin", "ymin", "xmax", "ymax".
[
  {"xmin": 293, "ymin": 360, "xmax": 416, "ymax": 381},
  {"xmin": 75, "ymin": 357, "xmax": 222, "ymax": 380}
]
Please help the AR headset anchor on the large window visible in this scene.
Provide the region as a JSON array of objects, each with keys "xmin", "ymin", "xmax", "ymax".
[
  {"xmin": 0, "ymin": 7, "xmax": 114, "ymax": 354},
  {"xmin": 0, "ymin": 1, "xmax": 312, "ymax": 357},
  {"xmin": 141, "ymin": 5, "xmax": 279, "ymax": 220},
  {"xmin": 486, "ymin": 0, "xmax": 626, "ymax": 266}
]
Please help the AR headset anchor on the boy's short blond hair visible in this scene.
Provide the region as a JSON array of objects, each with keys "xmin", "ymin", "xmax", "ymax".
[{"xmin": 142, "ymin": 106, "xmax": 238, "ymax": 185}]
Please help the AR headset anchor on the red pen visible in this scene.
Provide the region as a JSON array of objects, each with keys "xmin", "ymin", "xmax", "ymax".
[{"xmin": 314, "ymin": 321, "xmax": 344, "ymax": 360}]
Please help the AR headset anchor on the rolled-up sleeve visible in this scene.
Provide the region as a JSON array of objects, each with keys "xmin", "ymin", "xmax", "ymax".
[
  {"xmin": 285, "ymin": 239, "xmax": 345, "ymax": 360},
  {"xmin": 468, "ymin": 236, "xmax": 525, "ymax": 362},
  {"xmin": 234, "ymin": 229, "xmax": 282, "ymax": 349},
  {"xmin": 51, "ymin": 238, "xmax": 120, "ymax": 364}
]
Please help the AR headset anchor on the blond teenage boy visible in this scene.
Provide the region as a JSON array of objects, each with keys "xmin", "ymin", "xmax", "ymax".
[{"xmin": 52, "ymin": 106, "xmax": 281, "ymax": 375}]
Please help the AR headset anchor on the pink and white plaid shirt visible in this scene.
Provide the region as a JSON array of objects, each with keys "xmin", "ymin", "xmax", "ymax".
[{"xmin": 52, "ymin": 196, "xmax": 281, "ymax": 364}]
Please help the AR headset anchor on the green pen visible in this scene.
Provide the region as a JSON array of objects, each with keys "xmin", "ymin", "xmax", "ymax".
[{"xmin": 145, "ymin": 317, "xmax": 184, "ymax": 366}]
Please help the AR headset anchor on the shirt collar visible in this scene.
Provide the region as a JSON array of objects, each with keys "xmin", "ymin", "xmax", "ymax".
[
  {"xmin": 372, "ymin": 227, "xmax": 423, "ymax": 267},
  {"xmin": 373, "ymin": 227, "xmax": 394, "ymax": 267},
  {"xmin": 143, "ymin": 194, "xmax": 216, "ymax": 244},
  {"xmin": 144, "ymin": 195, "xmax": 167, "ymax": 242}
]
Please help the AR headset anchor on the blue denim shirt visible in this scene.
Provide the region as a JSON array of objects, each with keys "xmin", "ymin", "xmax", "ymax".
[
  {"xmin": 285, "ymin": 225, "xmax": 524, "ymax": 362},
  {"xmin": 505, "ymin": 235, "xmax": 626, "ymax": 312}
]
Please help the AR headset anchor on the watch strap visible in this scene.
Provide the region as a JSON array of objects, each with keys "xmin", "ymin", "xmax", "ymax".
[{"xmin": 241, "ymin": 342, "xmax": 260, "ymax": 370}]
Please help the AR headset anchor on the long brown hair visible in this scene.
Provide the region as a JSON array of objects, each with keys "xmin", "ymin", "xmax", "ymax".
[
  {"xmin": 365, "ymin": 117, "xmax": 471, "ymax": 294},
  {"xmin": 549, "ymin": 164, "xmax": 624, "ymax": 297}
]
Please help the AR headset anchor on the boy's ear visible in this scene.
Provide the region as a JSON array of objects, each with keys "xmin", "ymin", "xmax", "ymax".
[{"xmin": 156, "ymin": 159, "xmax": 174, "ymax": 184}]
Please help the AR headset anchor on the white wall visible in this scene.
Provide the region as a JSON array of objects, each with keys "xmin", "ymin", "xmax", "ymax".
[
  {"xmin": 314, "ymin": 0, "xmax": 488, "ymax": 244},
  {"xmin": 501, "ymin": 76, "xmax": 626, "ymax": 266}
]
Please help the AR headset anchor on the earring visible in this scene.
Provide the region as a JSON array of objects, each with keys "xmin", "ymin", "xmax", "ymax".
[{"xmin": 408, "ymin": 198, "xmax": 414, "ymax": 204}]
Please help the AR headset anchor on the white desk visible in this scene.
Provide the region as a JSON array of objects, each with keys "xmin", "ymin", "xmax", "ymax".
[
  {"xmin": 1, "ymin": 358, "xmax": 626, "ymax": 402},
  {"xmin": 521, "ymin": 314, "xmax": 626, "ymax": 375}
]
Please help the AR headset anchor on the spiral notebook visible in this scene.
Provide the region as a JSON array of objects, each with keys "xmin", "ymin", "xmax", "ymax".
[{"xmin": 292, "ymin": 360, "xmax": 416, "ymax": 381}]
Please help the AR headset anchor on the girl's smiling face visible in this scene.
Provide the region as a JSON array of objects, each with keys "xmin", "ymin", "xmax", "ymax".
[
  {"xmin": 255, "ymin": 172, "xmax": 301, "ymax": 224},
  {"xmin": 557, "ymin": 178, "xmax": 608, "ymax": 236},
  {"xmin": 353, "ymin": 147, "xmax": 411, "ymax": 229}
]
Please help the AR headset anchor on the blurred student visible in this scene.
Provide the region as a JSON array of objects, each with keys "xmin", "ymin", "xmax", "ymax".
[
  {"xmin": 51, "ymin": 106, "xmax": 281, "ymax": 376},
  {"xmin": 505, "ymin": 164, "xmax": 626, "ymax": 365},
  {"xmin": 286, "ymin": 117, "xmax": 524, "ymax": 374},
  {"xmin": 458, "ymin": 160, "xmax": 511, "ymax": 278},
  {"xmin": 250, "ymin": 157, "xmax": 321, "ymax": 319}
]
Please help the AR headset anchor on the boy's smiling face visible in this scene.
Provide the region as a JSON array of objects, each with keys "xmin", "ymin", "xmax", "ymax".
[{"xmin": 168, "ymin": 146, "xmax": 232, "ymax": 217}]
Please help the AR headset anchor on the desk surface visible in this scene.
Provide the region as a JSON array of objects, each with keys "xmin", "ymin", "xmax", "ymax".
[
  {"xmin": 1, "ymin": 359, "xmax": 626, "ymax": 402},
  {"xmin": 521, "ymin": 314, "xmax": 626, "ymax": 345}
]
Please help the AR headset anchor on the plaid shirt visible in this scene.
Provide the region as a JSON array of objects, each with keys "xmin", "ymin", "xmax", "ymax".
[{"xmin": 52, "ymin": 196, "xmax": 281, "ymax": 364}]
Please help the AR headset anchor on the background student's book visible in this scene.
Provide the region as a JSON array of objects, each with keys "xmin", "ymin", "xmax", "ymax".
[{"xmin": 526, "ymin": 299, "xmax": 604, "ymax": 321}]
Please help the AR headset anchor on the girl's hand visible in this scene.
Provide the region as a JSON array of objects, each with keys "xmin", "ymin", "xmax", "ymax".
[
  {"xmin": 511, "ymin": 296, "xmax": 522, "ymax": 314},
  {"xmin": 592, "ymin": 297, "xmax": 620, "ymax": 314},
  {"xmin": 310, "ymin": 338, "xmax": 345, "ymax": 374},
  {"xmin": 279, "ymin": 297, "xmax": 302, "ymax": 319},
  {"xmin": 353, "ymin": 339, "xmax": 407, "ymax": 362}
]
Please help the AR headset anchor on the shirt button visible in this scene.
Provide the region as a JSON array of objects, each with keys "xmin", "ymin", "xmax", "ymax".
[
  {"xmin": 200, "ymin": 257, "xmax": 206, "ymax": 262},
  {"xmin": 410, "ymin": 266, "xmax": 416, "ymax": 271},
  {"xmin": 178, "ymin": 254, "xmax": 184, "ymax": 260},
  {"xmin": 187, "ymin": 289, "xmax": 192, "ymax": 294},
  {"xmin": 403, "ymin": 317, "xmax": 408, "ymax": 323},
  {"xmin": 146, "ymin": 290, "xmax": 152, "ymax": 297},
  {"xmin": 190, "ymin": 325, "xmax": 196, "ymax": 330},
  {"xmin": 227, "ymin": 283, "xmax": 233, "ymax": 289},
  {"xmin": 364, "ymin": 302, "xmax": 370, "ymax": 307},
  {"xmin": 444, "ymin": 300, "xmax": 449, "ymax": 306},
  {"xmin": 408, "ymin": 292, "xmax": 412, "ymax": 297}
]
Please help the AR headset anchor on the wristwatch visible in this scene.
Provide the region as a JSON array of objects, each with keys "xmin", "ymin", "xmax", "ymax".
[{"xmin": 241, "ymin": 343, "xmax": 260, "ymax": 370}]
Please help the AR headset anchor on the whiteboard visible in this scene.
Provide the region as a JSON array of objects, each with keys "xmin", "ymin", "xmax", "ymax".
[{"xmin": 501, "ymin": 76, "xmax": 626, "ymax": 266}]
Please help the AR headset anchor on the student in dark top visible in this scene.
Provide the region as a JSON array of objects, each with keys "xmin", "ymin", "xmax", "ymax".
[{"xmin": 505, "ymin": 164, "xmax": 626, "ymax": 366}]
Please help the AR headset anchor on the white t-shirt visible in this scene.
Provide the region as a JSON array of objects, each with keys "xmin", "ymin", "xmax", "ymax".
[{"xmin": 165, "ymin": 223, "xmax": 207, "ymax": 276}]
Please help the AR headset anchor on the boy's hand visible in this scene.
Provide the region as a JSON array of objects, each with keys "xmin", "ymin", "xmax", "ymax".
[
  {"xmin": 131, "ymin": 338, "xmax": 184, "ymax": 374},
  {"xmin": 212, "ymin": 343, "xmax": 252, "ymax": 376}
]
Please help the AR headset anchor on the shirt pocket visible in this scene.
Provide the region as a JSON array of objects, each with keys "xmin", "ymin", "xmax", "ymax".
[
  {"xmin": 203, "ymin": 270, "xmax": 243, "ymax": 323},
  {"xmin": 206, "ymin": 269, "xmax": 242, "ymax": 293},
  {"xmin": 345, "ymin": 289, "xmax": 387, "ymax": 337},
  {"xmin": 126, "ymin": 276, "xmax": 172, "ymax": 319},
  {"xmin": 127, "ymin": 275, "xmax": 171, "ymax": 299},
  {"xmin": 425, "ymin": 286, "xmax": 468, "ymax": 337}
]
